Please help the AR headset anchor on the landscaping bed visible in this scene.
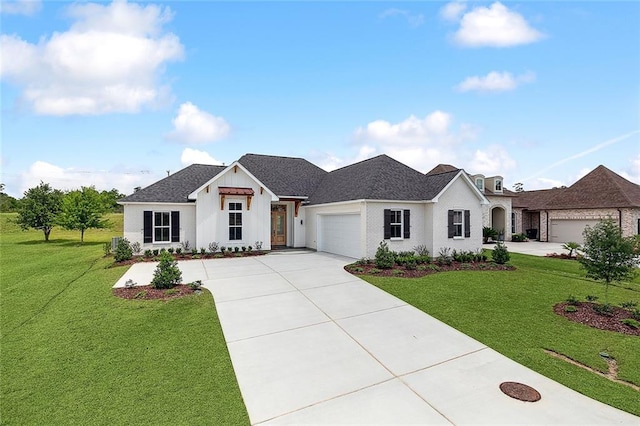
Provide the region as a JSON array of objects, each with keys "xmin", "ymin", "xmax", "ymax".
[
  {"xmin": 113, "ymin": 284, "xmax": 201, "ymax": 300},
  {"xmin": 554, "ymin": 302, "xmax": 640, "ymax": 336},
  {"xmin": 345, "ymin": 261, "xmax": 514, "ymax": 278}
]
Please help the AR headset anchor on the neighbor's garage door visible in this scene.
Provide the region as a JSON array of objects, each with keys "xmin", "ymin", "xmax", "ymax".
[
  {"xmin": 550, "ymin": 219, "xmax": 601, "ymax": 244},
  {"xmin": 318, "ymin": 214, "xmax": 361, "ymax": 258}
]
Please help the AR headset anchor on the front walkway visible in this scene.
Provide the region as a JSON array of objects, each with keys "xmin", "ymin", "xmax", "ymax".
[
  {"xmin": 503, "ymin": 241, "xmax": 567, "ymax": 257},
  {"xmin": 114, "ymin": 252, "xmax": 638, "ymax": 425}
]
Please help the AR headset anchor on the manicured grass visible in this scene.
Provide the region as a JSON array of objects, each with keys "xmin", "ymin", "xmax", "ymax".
[
  {"xmin": 362, "ymin": 252, "xmax": 640, "ymax": 417},
  {"xmin": 1, "ymin": 213, "xmax": 249, "ymax": 425}
]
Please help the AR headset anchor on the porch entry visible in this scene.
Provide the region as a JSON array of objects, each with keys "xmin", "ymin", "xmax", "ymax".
[{"xmin": 271, "ymin": 205, "xmax": 287, "ymax": 246}]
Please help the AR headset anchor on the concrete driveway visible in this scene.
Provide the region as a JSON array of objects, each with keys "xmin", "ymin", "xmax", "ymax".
[
  {"xmin": 114, "ymin": 251, "xmax": 638, "ymax": 425},
  {"xmin": 503, "ymin": 241, "xmax": 568, "ymax": 257}
]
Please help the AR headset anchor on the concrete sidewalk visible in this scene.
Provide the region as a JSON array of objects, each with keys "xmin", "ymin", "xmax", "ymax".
[{"xmin": 114, "ymin": 252, "xmax": 638, "ymax": 425}]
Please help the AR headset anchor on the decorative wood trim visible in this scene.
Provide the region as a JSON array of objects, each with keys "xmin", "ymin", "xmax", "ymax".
[
  {"xmin": 206, "ymin": 185, "xmax": 209, "ymax": 193},
  {"xmin": 234, "ymin": 165, "xmax": 238, "ymax": 173},
  {"xmin": 260, "ymin": 187, "xmax": 264, "ymax": 195},
  {"xmin": 220, "ymin": 194, "xmax": 225, "ymax": 210},
  {"xmin": 247, "ymin": 195, "xmax": 252, "ymax": 210},
  {"xmin": 294, "ymin": 200, "xmax": 301, "ymax": 217}
]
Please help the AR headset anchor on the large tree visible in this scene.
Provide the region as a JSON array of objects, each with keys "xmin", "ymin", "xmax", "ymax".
[
  {"xmin": 100, "ymin": 188, "xmax": 126, "ymax": 213},
  {"xmin": 578, "ymin": 219, "xmax": 638, "ymax": 303},
  {"xmin": 57, "ymin": 186, "xmax": 109, "ymax": 243},
  {"xmin": 16, "ymin": 182, "xmax": 64, "ymax": 241}
]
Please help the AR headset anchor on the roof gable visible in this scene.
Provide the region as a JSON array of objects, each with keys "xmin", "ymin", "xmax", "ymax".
[
  {"xmin": 307, "ymin": 155, "xmax": 461, "ymax": 205},
  {"xmin": 119, "ymin": 164, "xmax": 225, "ymax": 204},
  {"xmin": 545, "ymin": 165, "xmax": 640, "ymax": 209},
  {"xmin": 426, "ymin": 164, "xmax": 458, "ymax": 176},
  {"xmin": 431, "ymin": 170, "xmax": 490, "ymax": 204},
  {"xmin": 238, "ymin": 153, "xmax": 327, "ymax": 197},
  {"xmin": 187, "ymin": 161, "xmax": 278, "ymax": 201}
]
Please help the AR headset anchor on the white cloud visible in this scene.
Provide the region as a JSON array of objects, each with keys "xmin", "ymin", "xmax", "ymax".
[
  {"xmin": 167, "ymin": 102, "xmax": 230, "ymax": 144},
  {"xmin": 0, "ymin": 0, "xmax": 41, "ymax": 16},
  {"xmin": 526, "ymin": 177, "xmax": 565, "ymax": 190},
  {"xmin": 455, "ymin": 71, "xmax": 535, "ymax": 93},
  {"xmin": 19, "ymin": 160, "xmax": 161, "ymax": 196},
  {"xmin": 354, "ymin": 111, "xmax": 456, "ymax": 146},
  {"xmin": 380, "ymin": 8, "xmax": 424, "ymax": 27},
  {"xmin": 470, "ymin": 145, "xmax": 517, "ymax": 176},
  {"xmin": 452, "ymin": 2, "xmax": 544, "ymax": 47},
  {"xmin": 619, "ymin": 154, "xmax": 640, "ymax": 184},
  {"xmin": 440, "ymin": 1, "xmax": 467, "ymax": 22},
  {"xmin": 0, "ymin": 0, "xmax": 184, "ymax": 115},
  {"xmin": 180, "ymin": 148, "xmax": 223, "ymax": 166}
]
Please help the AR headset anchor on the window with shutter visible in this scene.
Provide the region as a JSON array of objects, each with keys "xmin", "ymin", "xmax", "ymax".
[
  {"xmin": 448, "ymin": 209, "xmax": 469, "ymax": 238},
  {"xmin": 384, "ymin": 209, "xmax": 409, "ymax": 239}
]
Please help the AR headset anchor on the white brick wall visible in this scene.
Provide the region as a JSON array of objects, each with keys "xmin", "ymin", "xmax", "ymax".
[{"xmin": 122, "ymin": 203, "xmax": 196, "ymax": 250}]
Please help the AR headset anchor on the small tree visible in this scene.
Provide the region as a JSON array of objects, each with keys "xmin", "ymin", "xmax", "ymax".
[
  {"xmin": 114, "ymin": 238, "xmax": 133, "ymax": 262},
  {"xmin": 151, "ymin": 251, "xmax": 182, "ymax": 289},
  {"xmin": 16, "ymin": 181, "xmax": 64, "ymax": 241},
  {"xmin": 57, "ymin": 186, "xmax": 109, "ymax": 243},
  {"xmin": 579, "ymin": 219, "xmax": 638, "ymax": 303},
  {"xmin": 374, "ymin": 241, "xmax": 395, "ymax": 269},
  {"xmin": 492, "ymin": 242, "xmax": 510, "ymax": 264}
]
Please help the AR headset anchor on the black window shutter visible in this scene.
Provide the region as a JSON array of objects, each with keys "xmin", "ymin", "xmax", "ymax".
[
  {"xmin": 383, "ymin": 209, "xmax": 392, "ymax": 239},
  {"xmin": 171, "ymin": 211, "xmax": 180, "ymax": 242},
  {"xmin": 403, "ymin": 210, "xmax": 410, "ymax": 239},
  {"xmin": 143, "ymin": 211, "xmax": 152, "ymax": 243},
  {"xmin": 464, "ymin": 210, "xmax": 471, "ymax": 238},
  {"xmin": 447, "ymin": 210, "xmax": 455, "ymax": 238}
]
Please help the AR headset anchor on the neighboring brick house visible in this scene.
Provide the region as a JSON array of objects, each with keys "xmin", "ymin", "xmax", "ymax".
[{"xmin": 512, "ymin": 165, "xmax": 640, "ymax": 243}]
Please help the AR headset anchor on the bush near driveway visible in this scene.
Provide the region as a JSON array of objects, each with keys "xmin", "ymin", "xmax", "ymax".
[
  {"xmin": 0, "ymin": 213, "xmax": 249, "ymax": 425},
  {"xmin": 363, "ymin": 252, "xmax": 640, "ymax": 417}
]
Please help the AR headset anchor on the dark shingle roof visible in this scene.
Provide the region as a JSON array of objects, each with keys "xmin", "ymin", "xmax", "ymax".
[
  {"xmin": 238, "ymin": 153, "xmax": 327, "ymax": 197},
  {"xmin": 119, "ymin": 164, "xmax": 225, "ymax": 203},
  {"xmin": 307, "ymin": 155, "xmax": 460, "ymax": 205},
  {"xmin": 426, "ymin": 164, "xmax": 458, "ymax": 175},
  {"xmin": 545, "ymin": 165, "xmax": 640, "ymax": 209},
  {"xmin": 513, "ymin": 165, "xmax": 640, "ymax": 210}
]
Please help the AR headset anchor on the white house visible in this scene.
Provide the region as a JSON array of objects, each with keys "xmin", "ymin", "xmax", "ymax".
[{"xmin": 119, "ymin": 154, "xmax": 490, "ymax": 259}]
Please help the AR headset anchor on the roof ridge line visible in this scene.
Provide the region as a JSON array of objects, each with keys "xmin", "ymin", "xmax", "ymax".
[{"xmin": 602, "ymin": 166, "xmax": 635, "ymax": 206}]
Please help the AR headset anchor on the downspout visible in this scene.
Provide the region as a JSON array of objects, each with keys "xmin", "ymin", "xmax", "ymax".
[{"xmin": 618, "ymin": 209, "xmax": 623, "ymax": 230}]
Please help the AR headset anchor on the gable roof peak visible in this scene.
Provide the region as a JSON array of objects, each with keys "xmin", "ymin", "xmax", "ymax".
[{"xmin": 426, "ymin": 164, "xmax": 460, "ymax": 176}]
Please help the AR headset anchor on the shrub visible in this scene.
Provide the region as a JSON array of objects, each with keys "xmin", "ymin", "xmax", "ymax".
[
  {"xmin": 562, "ymin": 242, "xmax": 581, "ymax": 258},
  {"xmin": 483, "ymin": 226, "xmax": 498, "ymax": 243},
  {"xmin": 131, "ymin": 241, "xmax": 141, "ymax": 255},
  {"xmin": 374, "ymin": 241, "xmax": 395, "ymax": 269},
  {"xmin": 160, "ymin": 248, "xmax": 167, "ymax": 254},
  {"xmin": 620, "ymin": 301, "xmax": 638, "ymax": 309},
  {"xmin": 180, "ymin": 240, "xmax": 191, "ymax": 252},
  {"xmin": 632, "ymin": 309, "xmax": 640, "ymax": 321},
  {"xmin": 351, "ymin": 267, "xmax": 364, "ymax": 273},
  {"xmin": 242, "ymin": 246, "xmax": 247, "ymax": 252},
  {"xmin": 164, "ymin": 288, "xmax": 179, "ymax": 296},
  {"xmin": 255, "ymin": 241, "xmax": 263, "ymax": 250},
  {"xmin": 188, "ymin": 280, "xmax": 203, "ymax": 290},
  {"xmin": 413, "ymin": 245, "xmax": 430, "ymax": 257},
  {"xmin": 369, "ymin": 268, "xmax": 381, "ymax": 274},
  {"xmin": 200, "ymin": 247, "xmax": 206, "ymax": 255},
  {"xmin": 124, "ymin": 279, "xmax": 136, "ymax": 288},
  {"xmin": 395, "ymin": 254, "xmax": 417, "ymax": 266},
  {"xmin": 114, "ymin": 238, "xmax": 133, "ymax": 262},
  {"xmin": 391, "ymin": 269, "xmax": 405, "ymax": 276},
  {"xmin": 152, "ymin": 249, "xmax": 159, "ymax": 256},
  {"xmin": 234, "ymin": 247, "xmax": 240, "ymax": 253},
  {"xmin": 103, "ymin": 242, "xmax": 112, "ymax": 257},
  {"xmin": 176, "ymin": 247, "xmax": 182, "ymax": 255},
  {"xmin": 167, "ymin": 247, "xmax": 175, "ymax": 254},
  {"xmin": 564, "ymin": 305, "xmax": 578, "ymax": 313},
  {"xmin": 247, "ymin": 246, "xmax": 253, "ymax": 252},
  {"xmin": 208, "ymin": 242, "xmax": 219, "ymax": 253},
  {"xmin": 435, "ymin": 247, "xmax": 452, "ymax": 266},
  {"xmin": 151, "ymin": 251, "xmax": 182, "ymax": 289},
  {"xmin": 592, "ymin": 303, "xmax": 614, "ymax": 316},
  {"xmin": 491, "ymin": 243, "xmax": 510, "ymax": 265},
  {"xmin": 144, "ymin": 249, "xmax": 153, "ymax": 258},
  {"xmin": 356, "ymin": 257, "xmax": 372, "ymax": 266},
  {"xmin": 220, "ymin": 246, "xmax": 226, "ymax": 253},
  {"xmin": 566, "ymin": 295, "xmax": 580, "ymax": 305},
  {"xmin": 415, "ymin": 255, "xmax": 431, "ymax": 264},
  {"xmin": 511, "ymin": 233, "xmax": 528, "ymax": 242},
  {"xmin": 405, "ymin": 260, "xmax": 417, "ymax": 270},
  {"xmin": 585, "ymin": 295, "xmax": 599, "ymax": 302},
  {"xmin": 621, "ymin": 318, "xmax": 640, "ymax": 329}
]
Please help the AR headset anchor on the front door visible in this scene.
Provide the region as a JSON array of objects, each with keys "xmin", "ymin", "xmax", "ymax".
[{"xmin": 271, "ymin": 205, "xmax": 287, "ymax": 246}]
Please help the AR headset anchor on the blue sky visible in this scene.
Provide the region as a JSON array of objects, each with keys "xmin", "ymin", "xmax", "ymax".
[{"xmin": 1, "ymin": 0, "xmax": 639, "ymax": 198}]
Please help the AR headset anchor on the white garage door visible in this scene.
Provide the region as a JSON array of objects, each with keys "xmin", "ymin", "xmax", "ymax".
[
  {"xmin": 318, "ymin": 214, "xmax": 361, "ymax": 259},
  {"xmin": 550, "ymin": 219, "xmax": 601, "ymax": 244}
]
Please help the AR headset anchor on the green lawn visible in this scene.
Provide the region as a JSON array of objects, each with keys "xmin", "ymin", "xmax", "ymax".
[
  {"xmin": 363, "ymin": 253, "xmax": 640, "ymax": 417},
  {"xmin": 0, "ymin": 213, "xmax": 249, "ymax": 425}
]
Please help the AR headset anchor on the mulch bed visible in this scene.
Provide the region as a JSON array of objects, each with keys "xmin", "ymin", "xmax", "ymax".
[
  {"xmin": 545, "ymin": 253, "xmax": 579, "ymax": 260},
  {"xmin": 113, "ymin": 251, "xmax": 266, "ymax": 266},
  {"xmin": 554, "ymin": 302, "xmax": 640, "ymax": 336},
  {"xmin": 345, "ymin": 261, "xmax": 515, "ymax": 278},
  {"xmin": 113, "ymin": 284, "xmax": 200, "ymax": 300}
]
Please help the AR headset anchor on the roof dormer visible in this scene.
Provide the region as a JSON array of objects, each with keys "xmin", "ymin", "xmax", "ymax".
[{"xmin": 471, "ymin": 174, "xmax": 485, "ymax": 193}]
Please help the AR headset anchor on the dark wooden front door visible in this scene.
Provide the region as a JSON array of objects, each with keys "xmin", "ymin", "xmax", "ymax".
[{"xmin": 271, "ymin": 205, "xmax": 286, "ymax": 246}]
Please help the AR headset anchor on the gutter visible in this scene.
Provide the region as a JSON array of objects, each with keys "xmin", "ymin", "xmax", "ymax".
[
  {"xmin": 545, "ymin": 210, "xmax": 549, "ymax": 242},
  {"xmin": 618, "ymin": 209, "xmax": 622, "ymax": 229}
]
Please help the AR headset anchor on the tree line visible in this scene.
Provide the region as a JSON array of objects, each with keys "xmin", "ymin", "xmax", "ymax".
[{"xmin": 4, "ymin": 182, "xmax": 126, "ymax": 243}]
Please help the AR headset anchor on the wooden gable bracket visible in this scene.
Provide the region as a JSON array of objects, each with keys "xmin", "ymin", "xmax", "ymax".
[
  {"xmin": 247, "ymin": 195, "xmax": 252, "ymax": 210},
  {"xmin": 234, "ymin": 165, "xmax": 238, "ymax": 173},
  {"xmin": 294, "ymin": 200, "xmax": 301, "ymax": 217},
  {"xmin": 220, "ymin": 194, "xmax": 225, "ymax": 210},
  {"xmin": 260, "ymin": 187, "xmax": 264, "ymax": 195}
]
